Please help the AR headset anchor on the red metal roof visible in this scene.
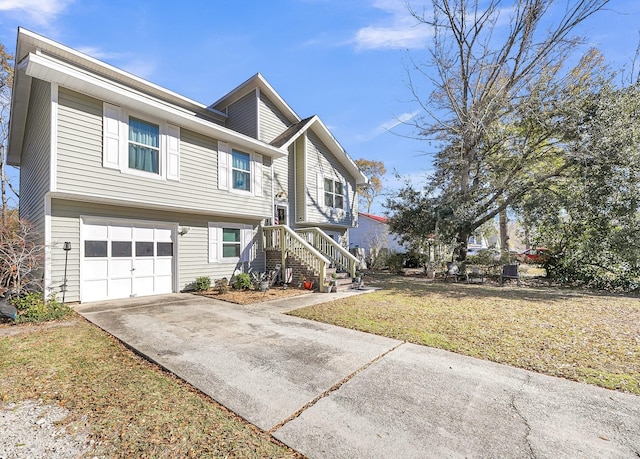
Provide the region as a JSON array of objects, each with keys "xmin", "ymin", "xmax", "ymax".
[{"xmin": 359, "ymin": 212, "xmax": 388, "ymax": 223}]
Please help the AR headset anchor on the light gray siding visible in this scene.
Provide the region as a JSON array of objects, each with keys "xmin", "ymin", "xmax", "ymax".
[
  {"xmin": 305, "ymin": 130, "xmax": 357, "ymax": 227},
  {"xmin": 19, "ymin": 79, "xmax": 51, "ymax": 240},
  {"xmin": 258, "ymin": 93, "xmax": 291, "ymax": 143},
  {"xmin": 224, "ymin": 90, "xmax": 258, "ymax": 138},
  {"xmin": 55, "ymin": 88, "xmax": 272, "ymax": 218},
  {"xmin": 50, "ymin": 198, "xmax": 265, "ymax": 302},
  {"xmin": 295, "ymin": 136, "xmax": 306, "ymax": 225}
]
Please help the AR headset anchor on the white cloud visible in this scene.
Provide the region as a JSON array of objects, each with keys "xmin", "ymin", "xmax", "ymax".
[
  {"xmin": 356, "ymin": 110, "xmax": 419, "ymax": 141},
  {"xmin": 0, "ymin": 0, "xmax": 74, "ymax": 25},
  {"xmin": 353, "ymin": 0, "xmax": 432, "ymax": 50}
]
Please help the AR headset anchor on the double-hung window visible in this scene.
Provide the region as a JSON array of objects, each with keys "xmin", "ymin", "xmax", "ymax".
[
  {"xmin": 324, "ymin": 178, "xmax": 344, "ymax": 209},
  {"xmin": 217, "ymin": 141, "xmax": 263, "ymax": 196},
  {"xmin": 208, "ymin": 223, "xmax": 254, "ymax": 263},
  {"xmin": 232, "ymin": 150, "xmax": 251, "ymax": 192},
  {"xmin": 102, "ymin": 102, "xmax": 180, "ymax": 180},
  {"xmin": 128, "ymin": 117, "xmax": 160, "ymax": 174},
  {"xmin": 222, "ymin": 228, "xmax": 242, "ymax": 258}
]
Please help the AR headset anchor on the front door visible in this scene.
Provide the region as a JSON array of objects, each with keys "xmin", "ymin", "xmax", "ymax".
[{"xmin": 275, "ymin": 204, "xmax": 288, "ymax": 226}]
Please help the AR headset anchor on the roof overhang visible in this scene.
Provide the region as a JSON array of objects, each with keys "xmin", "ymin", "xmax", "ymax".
[
  {"xmin": 210, "ymin": 72, "xmax": 300, "ymax": 124},
  {"xmin": 8, "ymin": 28, "xmax": 288, "ymax": 165},
  {"xmin": 275, "ymin": 115, "xmax": 368, "ymax": 185}
]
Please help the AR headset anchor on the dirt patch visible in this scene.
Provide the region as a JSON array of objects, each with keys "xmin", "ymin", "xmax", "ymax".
[
  {"xmin": 196, "ymin": 286, "xmax": 312, "ymax": 305},
  {"xmin": 0, "ymin": 319, "xmax": 79, "ymax": 337}
]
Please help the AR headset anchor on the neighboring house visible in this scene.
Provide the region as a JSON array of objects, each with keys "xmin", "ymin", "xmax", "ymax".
[
  {"xmin": 349, "ymin": 212, "xmax": 406, "ymax": 257},
  {"xmin": 8, "ymin": 28, "xmax": 366, "ymax": 302}
]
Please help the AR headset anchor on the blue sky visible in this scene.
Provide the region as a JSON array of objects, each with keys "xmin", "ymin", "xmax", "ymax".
[{"xmin": 2, "ymin": 0, "xmax": 640, "ymax": 214}]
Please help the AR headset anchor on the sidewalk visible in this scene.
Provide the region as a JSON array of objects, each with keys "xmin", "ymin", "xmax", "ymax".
[{"xmin": 76, "ymin": 293, "xmax": 640, "ymax": 458}]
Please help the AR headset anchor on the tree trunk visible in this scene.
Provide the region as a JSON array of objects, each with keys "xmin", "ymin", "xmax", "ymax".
[{"xmin": 499, "ymin": 208, "xmax": 509, "ymax": 262}]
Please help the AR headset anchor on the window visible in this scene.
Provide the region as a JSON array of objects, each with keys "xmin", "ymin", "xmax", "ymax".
[
  {"xmin": 208, "ymin": 223, "xmax": 253, "ymax": 263},
  {"xmin": 85, "ymin": 241, "xmax": 107, "ymax": 257},
  {"xmin": 157, "ymin": 242, "xmax": 173, "ymax": 257},
  {"xmin": 136, "ymin": 241, "xmax": 155, "ymax": 257},
  {"xmin": 102, "ymin": 103, "xmax": 180, "ymax": 180},
  {"xmin": 232, "ymin": 150, "xmax": 251, "ymax": 191},
  {"xmin": 112, "ymin": 241, "xmax": 132, "ymax": 257},
  {"xmin": 217, "ymin": 141, "xmax": 263, "ymax": 196},
  {"xmin": 129, "ymin": 117, "xmax": 160, "ymax": 174},
  {"xmin": 324, "ymin": 178, "xmax": 344, "ymax": 209},
  {"xmin": 222, "ymin": 228, "xmax": 241, "ymax": 258}
]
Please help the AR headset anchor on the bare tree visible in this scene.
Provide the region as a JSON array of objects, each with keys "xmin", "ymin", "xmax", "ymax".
[
  {"xmin": 1, "ymin": 42, "xmax": 18, "ymax": 228},
  {"xmin": 0, "ymin": 216, "xmax": 43, "ymax": 295},
  {"xmin": 398, "ymin": 0, "xmax": 610, "ymax": 259}
]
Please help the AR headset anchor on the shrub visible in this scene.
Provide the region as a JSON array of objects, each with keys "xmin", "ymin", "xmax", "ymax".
[
  {"xmin": 214, "ymin": 278, "xmax": 229, "ymax": 293},
  {"xmin": 12, "ymin": 292, "xmax": 73, "ymax": 323},
  {"xmin": 233, "ymin": 273, "xmax": 252, "ymax": 290},
  {"xmin": 194, "ymin": 276, "xmax": 212, "ymax": 291},
  {"xmin": 387, "ymin": 253, "xmax": 405, "ymax": 274}
]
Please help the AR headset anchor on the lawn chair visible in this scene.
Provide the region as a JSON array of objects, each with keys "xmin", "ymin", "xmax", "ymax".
[
  {"xmin": 467, "ymin": 266, "xmax": 485, "ymax": 284},
  {"xmin": 445, "ymin": 262, "xmax": 466, "ymax": 282},
  {"xmin": 499, "ymin": 264, "xmax": 521, "ymax": 286}
]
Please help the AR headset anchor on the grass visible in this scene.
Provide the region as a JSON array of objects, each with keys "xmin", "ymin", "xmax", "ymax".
[
  {"xmin": 0, "ymin": 317, "xmax": 299, "ymax": 458},
  {"xmin": 288, "ymin": 273, "xmax": 640, "ymax": 395}
]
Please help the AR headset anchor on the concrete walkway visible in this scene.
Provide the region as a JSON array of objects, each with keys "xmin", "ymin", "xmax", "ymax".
[{"xmin": 76, "ymin": 293, "xmax": 640, "ymax": 458}]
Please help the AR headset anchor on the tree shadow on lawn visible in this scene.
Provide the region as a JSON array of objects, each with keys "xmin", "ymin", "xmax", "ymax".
[{"xmin": 363, "ymin": 273, "xmax": 640, "ymax": 304}]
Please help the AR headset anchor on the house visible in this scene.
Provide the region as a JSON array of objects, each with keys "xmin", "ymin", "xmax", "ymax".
[
  {"xmin": 349, "ymin": 212, "xmax": 407, "ymax": 264},
  {"xmin": 8, "ymin": 28, "xmax": 367, "ymax": 302}
]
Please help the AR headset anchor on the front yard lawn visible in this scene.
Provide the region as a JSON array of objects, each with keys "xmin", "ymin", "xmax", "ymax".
[
  {"xmin": 288, "ymin": 273, "xmax": 640, "ymax": 394},
  {"xmin": 0, "ymin": 318, "xmax": 299, "ymax": 458}
]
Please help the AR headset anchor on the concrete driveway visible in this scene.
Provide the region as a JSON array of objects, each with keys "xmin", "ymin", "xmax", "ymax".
[{"xmin": 76, "ymin": 293, "xmax": 640, "ymax": 458}]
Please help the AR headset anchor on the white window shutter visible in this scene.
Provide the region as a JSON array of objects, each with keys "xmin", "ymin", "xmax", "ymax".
[
  {"xmin": 218, "ymin": 141, "xmax": 230, "ymax": 190},
  {"xmin": 166, "ymin": 124, "xmax": 180, "ymax": 181},
  {"xmin": 241, "ymin": 226, "xmax": 254, "ymax": 262},
  {"xmin": 317, "ymin": 172, "xmax": 324, "ymax": 206},
  {"xmin": 208, "ymin": 223, "xmax": 219, "ymax": 262},
  {"xmin": 103, "ymin": 103, "xmax": 121, "ymax": 169},
  {"xmin": 253, "ymin": 153, "xmax": 263, "ymax": 197}
]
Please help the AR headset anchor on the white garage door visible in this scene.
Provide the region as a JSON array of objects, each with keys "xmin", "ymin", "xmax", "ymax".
[{"xmin": 81, "ymin": 219, "xmax": 176, "ymax": 302}]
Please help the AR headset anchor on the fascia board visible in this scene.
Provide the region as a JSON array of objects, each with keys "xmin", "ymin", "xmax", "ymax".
[
  {"xmin": 24, "ymin": 53, "xmax": 287, "ymax": 159},
  {"xmin": 308, "ymin": 117, "xmax": 368, "ymax": 185},
  {"xmin": 211, "ymin": 73, "xmax": 301, "ymax": 124},
  {"xmin": 278, "ymin": 116, "xmax": 318, "ymax": 149},
  {"xmin": 7, "ymin": 57, "xmax": 32, "ymax": 165},
  {"xmin": 50, "ymin": 191, "xmax": 271, "ymax": 220}
]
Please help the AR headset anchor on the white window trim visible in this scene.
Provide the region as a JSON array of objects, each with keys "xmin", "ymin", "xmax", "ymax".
[
  {"xmin": 217, "ymin": 140, "xmax": 263, "ymax": 197},
  {"xmin": 208, "ymin": 222, "xmax": 254, "ymax": 263},
  {"xmin": 323, "ymin": 176, "xmax": 346, "ymax": 211},
  {"xmin": 103, "ymin": 102, "xmax": 180, "ymax": 181}
]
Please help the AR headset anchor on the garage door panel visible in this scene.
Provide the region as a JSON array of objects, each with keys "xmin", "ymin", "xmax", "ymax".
[
  {"xmin": 110, "ymin": 259, "xmax": 132, "ymax": 278},
  {"xmin": 83, "ymin": 224, "xmax": 108, "ymax": 239},
  {"xmin": 111, "ymin": 278, "xmax": 132, "ymax": 297},
  {"xmin": 155, "ymin": 276, "xmax": 172, "ymax": 294},
  {"xmin": 156, "ymin": 258, "xmax": 172, "ymax": 276},
  {"xmin": 156, "ymin": 228, "xmax": 172, "ymax": 241},
  {"xmin": 83, "ymin": 279, "xmax": 108, "ymax": 302},
  {"xmin": 110, "ymin": 225, "xmax": 133, "ymax": 240},
  {"xmin": 134, "ymin": 227, "xmax": 154, "ymax": 240},
  {"xmin": 83, "ymin": 259, "xmax": 108, "ymax": 279},
  {"xmin": 134, "ymin": 259, "xmax": 155, "ymax": 276},
  {"xmin": 134, "ymin": 277, "xmax": 155, "ymax": 296}
]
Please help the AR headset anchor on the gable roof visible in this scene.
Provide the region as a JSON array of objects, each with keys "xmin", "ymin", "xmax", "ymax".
[
  {"xmin": 269, "ymin": 116, "xmax": 316, "ymax": 148},
  {"xmin": 211, "ymin": 73, "xmax": 368, "ymax": 185},
  {"xmin": 359, "ymin": 212, "xmax": 388, "ymax": 224},
  {"xmin": 268, "ymin": 114, "xmax": 368, "ymax": 185},
  {"xmin": 8, "ymin": 28, "xmax": 287, "ymax": 165},
  {"xmin": 210, "ymin": 73, "xmax": 300, "ymax": 124}
]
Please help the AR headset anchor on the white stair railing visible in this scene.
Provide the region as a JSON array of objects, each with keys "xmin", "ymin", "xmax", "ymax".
[
  {"xmin": 262, "ymin": 225, "xmax": 329, "ymax": 286},
  {"xmin": 295, "ymin": 227, "xmax": 359, "ymax": 277}
]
